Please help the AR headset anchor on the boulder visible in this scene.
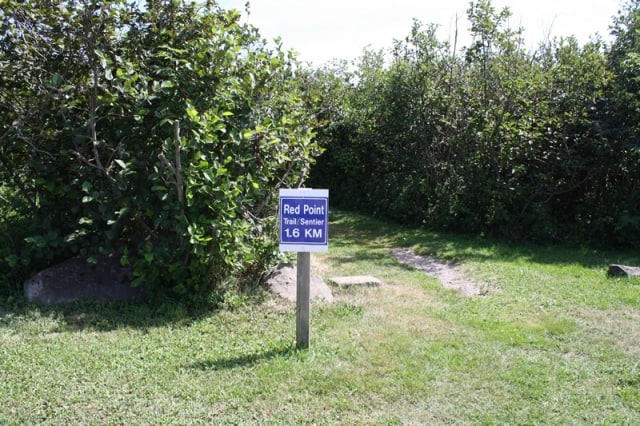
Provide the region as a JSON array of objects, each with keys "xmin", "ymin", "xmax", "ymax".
[
  {"xmin": 608, "ymin": 264, "xmax": 640, "ymax": 278},
  {"xmin": 263, "ymin": 262, "xmax": 333, "ymax": 303},
  {"xmin": 24, "ymin": 255, "xmax": 145, "ymax": 304}
]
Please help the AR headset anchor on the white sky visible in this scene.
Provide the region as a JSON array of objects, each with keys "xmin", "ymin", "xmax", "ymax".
[{"xmin": 217, "ymin": 0, "xmax": 623, "ymax": 66}]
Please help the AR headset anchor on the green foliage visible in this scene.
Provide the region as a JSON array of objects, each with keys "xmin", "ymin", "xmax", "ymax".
[
  {"xmin": 309, "ymin": 0, "xmax": 640, "ymax": 247},
  {"xmin": 602, "ymin": 0, "xmax": 640, "ymax": 243},
  {"xmin": 0, "ymin": 0, "xmax": 320, "ymax": 297}
]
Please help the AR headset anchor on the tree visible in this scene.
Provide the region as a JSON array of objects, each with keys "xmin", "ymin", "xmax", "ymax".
[
  {"xmin": 600, "ymin": 0, "xmax": 640, "ymax": 244},
  {"xmin": 309, "ymin": 0, "xmax": 639, "ymax": 246}
]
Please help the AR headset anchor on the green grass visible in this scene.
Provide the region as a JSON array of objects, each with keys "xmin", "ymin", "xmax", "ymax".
[{"xmin": 1, "ymin": 210, "xmax": 640, "ymax": 424}]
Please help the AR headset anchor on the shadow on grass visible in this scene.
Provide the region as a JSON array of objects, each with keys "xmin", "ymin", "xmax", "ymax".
[
  {"xmin": 2, "ymin": 210, "xmax": 638, "ymax": 328},
  {"xmin": 329, "ymin": 210, "xmax": 640, "ymax": 270},
  {"xmin": 0, "ymin": 296, "xmax": 223, "ymax": 333},
  {"xmin": 187, "ymin": 344, "xmax": 296, "ymax": 371}
]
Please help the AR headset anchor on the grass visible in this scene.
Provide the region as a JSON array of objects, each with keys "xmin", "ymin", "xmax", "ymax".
[{"xmin": 1, "ymin": 210, "xmax": 640, "ymax": 424}]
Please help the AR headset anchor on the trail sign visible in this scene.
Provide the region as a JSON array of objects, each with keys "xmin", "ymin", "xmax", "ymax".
[
  {"xmin": 279, "ymin": 188, "xmax": 329, "ymax": 349},
  {"xmin": 279, "ymin": 188, "xmax": 329, "ymax": 252}
]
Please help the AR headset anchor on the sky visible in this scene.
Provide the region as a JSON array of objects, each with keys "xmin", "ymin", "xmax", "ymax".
[{"xmin": 216, "ymin": 0, "xmax": 623, "ymax": 66}]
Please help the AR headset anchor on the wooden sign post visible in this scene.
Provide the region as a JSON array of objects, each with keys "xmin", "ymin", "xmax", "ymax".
[
  {"xmin": 279, "ymin": 189, "xmax": 329, "ymax": 349},
  {"xmin": 296, "ymin": 252, "xmax": 311, "ymax": 349}
]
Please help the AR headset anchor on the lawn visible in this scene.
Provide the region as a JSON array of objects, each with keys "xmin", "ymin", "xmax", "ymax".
[{"xmin": 1, "ymin": 210, "xmax": 639, "ymax": 424}]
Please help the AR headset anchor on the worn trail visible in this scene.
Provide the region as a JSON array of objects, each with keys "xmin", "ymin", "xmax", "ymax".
[{"xmin": 391, "ymin": 248, "xmax": 488, "ymax": 296}]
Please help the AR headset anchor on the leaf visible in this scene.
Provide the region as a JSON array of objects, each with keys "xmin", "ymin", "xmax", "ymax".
[
  {"xmin": 114, "ymin": 159, "xmax": 127, "ymax": 169},
  {"xmin": 203, "ymin": 169, "xmax": 216, "ymax": 182},
  {"xmin": 186, "ymin": 105, "xmax": 199, "ymax": 120},
  {"xmin": 51, "ymin": 73, "xmax": 63, "ymax": 88},
  {"xmin": 95, "ymin": 49, "xmax": 108, "ymax": 70},
  {"xmin": 131, "ymin": 276, "xmax": 144, "ymax": 288}
]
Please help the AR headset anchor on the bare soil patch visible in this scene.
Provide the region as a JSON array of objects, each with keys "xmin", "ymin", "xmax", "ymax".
[{"xmin": 391, "ymin": 248, "xmax": 489, "ymax": 296}]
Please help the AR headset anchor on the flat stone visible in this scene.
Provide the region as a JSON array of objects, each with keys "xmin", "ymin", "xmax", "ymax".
[
  {"xmin": 608, "ymin": 264, "xmax": 640, "ymax": 278},
  {"xmin": 328, "ymin": 275, "xmax": 382, "ymax": 288}
]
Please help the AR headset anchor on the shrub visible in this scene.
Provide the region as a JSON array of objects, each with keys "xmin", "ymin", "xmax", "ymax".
[{"xmin": 0, "ymin": 1, "xmax": 320, "ymax": 298}]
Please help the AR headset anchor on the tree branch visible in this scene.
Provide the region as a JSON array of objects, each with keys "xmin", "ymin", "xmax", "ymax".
[{"xmin": 173, "ymin": 120, "xmax": 184, "ymax": 205}]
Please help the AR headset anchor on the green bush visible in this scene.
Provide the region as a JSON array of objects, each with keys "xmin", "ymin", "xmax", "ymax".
[
  {"xmin": 0, "ymin": 1, "xmax": 320, "ymax": 298},
  {"xmin": 309, "ymin": 0, "xmax": 640, "ymax": 247}
]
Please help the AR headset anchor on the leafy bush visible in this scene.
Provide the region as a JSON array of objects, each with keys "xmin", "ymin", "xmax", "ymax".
[
  {"xmin": 309, "ymin": 0, "xmax": 640, "ymax": 247},
  {"xmin": 0, "ymin": 1, "xmax": 320, "ymax": 298}
]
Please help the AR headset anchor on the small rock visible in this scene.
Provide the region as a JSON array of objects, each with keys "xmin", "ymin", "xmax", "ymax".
[
  {"xmin": 608, "ymin": 264, "xmax": 640, "ymax": 278},
  {"xmin": 328, "ymin": 275, "xmax": 382, "ymax": 288}
]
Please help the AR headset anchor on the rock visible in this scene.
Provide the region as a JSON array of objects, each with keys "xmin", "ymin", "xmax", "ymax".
[
  {"xmin": 263, "ymin": 263, "xmax": 333, "ymax": 303},
  {"xmin": 328, "ymin": 275, "xmax": 382, "ymax": 288},
  {"xmin": 608, "ymin": 264, "xmax": 640, "ymax": 278},
  {"xmin": 24, "ymin": 255, "xmax": 146, "ymax": 304}
]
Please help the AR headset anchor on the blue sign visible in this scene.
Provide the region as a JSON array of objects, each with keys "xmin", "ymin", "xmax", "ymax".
[{"xmin": 279, "ymin": 189, "xmax": 329, "ymax": 252}]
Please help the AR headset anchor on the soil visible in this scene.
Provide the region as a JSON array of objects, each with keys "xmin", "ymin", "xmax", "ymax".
[{"xmin": 391, "ymin": 248, "xmax": 489, "ymax": 296}]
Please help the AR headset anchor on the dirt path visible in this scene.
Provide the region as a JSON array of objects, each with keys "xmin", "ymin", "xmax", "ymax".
[{"xmin": 391, "ymin": 248, "xmax": 489, "ymax": 296}]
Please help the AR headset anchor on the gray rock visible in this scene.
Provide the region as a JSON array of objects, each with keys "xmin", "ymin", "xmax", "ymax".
[
  {"xmin": 608, "ymin": 264, "xmax": 640, "ymax": 278},
  {"xmin": 328, "ymin": 275, "xmax": 382, "ymax": 288},
  {"xmin": 263, "ymin": 262, "xmax": 333, "ymax": 303},
  {"xmin": 24, "ymin": 255, "xmax": 145, "ymax": 304}
]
